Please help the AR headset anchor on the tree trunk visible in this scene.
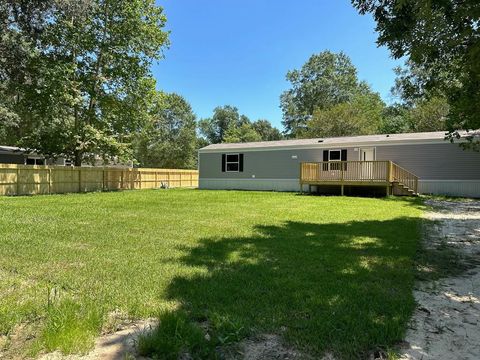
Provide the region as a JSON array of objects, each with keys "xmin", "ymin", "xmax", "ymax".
[{"xmin": 74, "ymin": 150, "xmax": 82, "ymax": 167}]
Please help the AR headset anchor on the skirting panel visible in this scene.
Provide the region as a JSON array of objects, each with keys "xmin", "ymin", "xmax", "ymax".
[
  {"xmin": 418, "ymin": 180, "xmax": 480, "ymax": 198},
  {"xmin": 200, "ymin": 178, "xmax": 480, "ymax": 198},
  {"xmin": 199, "ymin": 178, "xmax": 304, "ymax": 192}
]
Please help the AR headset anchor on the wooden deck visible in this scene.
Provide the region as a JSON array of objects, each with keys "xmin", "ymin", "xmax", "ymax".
[{"xmin": 300, "ymin": 160, "xmax": 419, "ymax": 195}]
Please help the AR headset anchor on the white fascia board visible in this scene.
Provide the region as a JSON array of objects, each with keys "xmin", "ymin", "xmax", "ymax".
[{"xmin": 198, "ymin": 138, "xmax": 459, "ymax": 153}]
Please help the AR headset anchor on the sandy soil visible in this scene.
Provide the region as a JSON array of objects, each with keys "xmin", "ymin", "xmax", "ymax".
[{"xmin": 399, "ymin": 199, "xmax": 480, "ymax": 360}]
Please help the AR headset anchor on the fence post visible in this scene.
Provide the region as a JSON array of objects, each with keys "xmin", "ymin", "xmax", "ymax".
[
  {"xmin": 78, "ymin": 167, "xmax": 82, "ymax": 193},
  {"xmin": 16, "ymin": 167, "xmax": 20, "ymax": 195},
  {"xmin": 48, "ymin": 168, "xmax": 52, "ymax": 194},
  {"xmin": 102, "ymin": 168, "xmax": 106, "ymax": 191}
]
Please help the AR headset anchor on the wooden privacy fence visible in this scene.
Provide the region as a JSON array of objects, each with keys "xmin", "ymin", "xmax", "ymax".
[{"xmin": 0, "ymin": 164, "xmax": 198, "ymax": 196}]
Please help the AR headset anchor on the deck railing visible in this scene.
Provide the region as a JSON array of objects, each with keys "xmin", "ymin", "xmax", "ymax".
[
  {"xmin": 391, "ymin": 162, "xmax": 418, "ymax": 193},
  {"xmin": 300, "ymin": 160, "xmax": 418, "ymax": 193}
]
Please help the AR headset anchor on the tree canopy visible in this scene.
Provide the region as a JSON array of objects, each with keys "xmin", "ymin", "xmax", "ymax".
[
  {"xmin": 0, "ymin": 0, "xmax": 169, "ymax": 165},
  {"xmin": 133, "ymin": 91, "xmax": 197, "ymax": 169},
  {"xmin": 199, "ymin": 106, "xmax": 282, "ymax": 144},
  {"xmin": 352, "ymin": 0, "xmax": 480, "ymax": 143},
  {"xmin": 307, "ymin": 92, "xmax": 385, "ymax": 138},
  {"xmin": 281, "ymin": 51, "xmax": 387, "ymax": 138}
]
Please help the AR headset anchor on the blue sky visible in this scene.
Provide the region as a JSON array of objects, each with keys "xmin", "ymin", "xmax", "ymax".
[{"xmin": 152, "ymin": 0, "xmax": 403, "ymax": 129}]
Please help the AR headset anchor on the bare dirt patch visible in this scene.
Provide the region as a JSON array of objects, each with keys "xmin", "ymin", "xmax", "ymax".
[
  {"xmin": 400, "ymin": 199, "xmax": 480, "ymax": 360},
  {"xmin": 220, "ymin": 334, "xmax": 310, "ymax": 360}
]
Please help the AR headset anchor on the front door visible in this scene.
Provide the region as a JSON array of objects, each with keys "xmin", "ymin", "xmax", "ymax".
[
  {"xmin": 360, "ymin": 148, "xmax": 375, "ymax": 179},
  {"xmin": 360, "ymin": 148, "xmax": 375, "ymax": 161}
]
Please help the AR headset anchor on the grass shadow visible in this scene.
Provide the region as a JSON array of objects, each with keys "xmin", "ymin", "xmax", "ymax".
[{"xmin": 140, "ymin": 216, "xmax": 423, "ymax": 359}]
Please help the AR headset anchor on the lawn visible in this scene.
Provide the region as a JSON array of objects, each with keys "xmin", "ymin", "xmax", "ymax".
[{"xmin": 0, "ymin": 189, "xmax": 424, "ymax": 359}]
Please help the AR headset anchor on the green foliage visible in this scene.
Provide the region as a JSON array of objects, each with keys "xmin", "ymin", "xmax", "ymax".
[
  {"xmin": 352, "ymin": 0, "xmax": 480, "ymax": 142},
  {"xmin": 380, "ymin": 104, "xmax": 410, "ymax": 134},
  {"xmin": 307, "ymin": 92, "xmax": 385, "ymax": 138},
  {"xmin": 199, "ymin": 106, "xmax": 281, "ymax": 144},
  {"xmin": 137, "ymin": 310, "xmax": 214, "ymax": 359},
  {"xmin": 198, "ymin": 105, "xmax": 241, "ymax": 144},
  {"xmin": 0, "ymin": 190, "xmax": 423, "ymax": 358},
  {"xmin": 407, "ymin": 97, "xmax": 449, "ymax": 132},
  {"xmin": 280, "ymin": 51, "xmax": 376, "ymax": 138},
  {"xmin": 0, "ymin": 0, "xmax": 169, "ymax": 165},
  {"xmin": 252, "ymin": 119, "xmax": 283, "ymax": 141},
  {"xmin": 133, "ymin": 91, "xmax": 197, "ymax": 169},
  {"xmin": 40, "ymin": 299, "xmax": 103, "ymax": 354},
  {"xmin": 223, "ymin": 122, "xmax": 262, "ymax": 143}
]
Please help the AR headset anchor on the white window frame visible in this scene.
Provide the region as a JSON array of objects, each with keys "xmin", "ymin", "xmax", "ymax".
[
  {"xmin": 328, "ymin": 149, "xmax": 342, "ymax": 161},
  {"xmin": 328, "ymin": 149, "xmax": 342, "ymax": 171},
  {"xmin": 25, "ymin": 156, "xmax": 46, "ymax": 166},
  {"xmin": 225, "ymin": 153, "xmax": 240, "ymax": 172}
]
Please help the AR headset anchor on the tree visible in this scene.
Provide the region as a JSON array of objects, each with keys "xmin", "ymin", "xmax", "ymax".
[
  {"xmin": 0, "ymin": 0, "xmax": 169, "ymax": 165},
  {"xmin": 223, "ymin": 122, "xmax": 262, "ymax": 143},
  {"xmin": 380, "ymin": 104, "xmax": 410, "ymax": 134},
  {"xmin": 0, "ymin": 0, "xmax": 61, "ymax": 146},
  {"xmin": 280, "ymin": 51, "xmax": 372, "ymax": 138},
  {"xmin": 252, "ymin": 120, "xmax": 283, "ymax": 141},
  {"xmin": 352, "ymin": 0, "xmax": 480, "ymax": 144},
  {"xmin": 198, "ymin": 105, "xmax": 240, "ymax": 144},
  {"xmin": 198, "ymin": 105, "xmax": 282, "ymax": 144},
  {"xmin": 306, "ymin": 92, "xmax": 385, "ymax": 138},
  {"xmin": 133, "ymin": 92, "xmax": 197, "ymax": 169},
  {"xmin": 407, "ymin": 97, "xmax": 449, "ymax": 132}
]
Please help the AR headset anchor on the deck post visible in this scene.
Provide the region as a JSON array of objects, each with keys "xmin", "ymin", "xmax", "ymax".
[
  {"xmin": 299, "ymin": 162, "xmax": 303, "ymax": 194},
  {"xmin": 341, "ymin": 184, "xmax": 344, "ymax": 196},
  {"xmin": 387, "ymin": 161, "xmax": 393, "ymax": 182}
]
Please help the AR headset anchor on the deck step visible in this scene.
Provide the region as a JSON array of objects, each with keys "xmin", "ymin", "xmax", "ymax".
[{"xmin": 392, "ymin": 181, "xmax": 418, "ymax": 196}]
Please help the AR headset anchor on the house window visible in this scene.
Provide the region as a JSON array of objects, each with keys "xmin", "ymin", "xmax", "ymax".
[
  {"xmin": 323, "ymin": 149, "xmax": 347, "ymax": 170},
  {"xmin": 329, "ymin": 150, "xmax": 341, "ymax": 161},
  {"xmin": 222, "ymin": 153, "xmax": 244, "ymax": 172},
  {"xmin": 25, "ymin": 157, "xmax": 45, "ymax": 165}
]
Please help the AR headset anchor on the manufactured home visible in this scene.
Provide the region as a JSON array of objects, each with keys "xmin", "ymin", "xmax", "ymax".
[{"xmin": 198, "ymin": 131, "xmax": 480, "ymax": 198}]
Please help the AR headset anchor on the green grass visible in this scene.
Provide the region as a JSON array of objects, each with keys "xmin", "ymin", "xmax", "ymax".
[{"xmin": 0, "ymin": 189, "xmax": 424, "ymax": 359}]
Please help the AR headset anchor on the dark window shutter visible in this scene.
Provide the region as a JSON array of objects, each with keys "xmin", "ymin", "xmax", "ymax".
[
  {"xmin": 341, "ymin": 149, "xmax": 347, "ymax": 170},
  {"xmin": 323, "ymin": 150, "xmax": 329, "ymax": 161},
  {"xmin": 221, "ymin": 154, "xmax": 226, "ymax": 172},
  {"xmin": 239, "ymin": 154, "xmax": 244, "ymax": 172},
  {"xmin": 322, "ymin": 150, "xmax": 329, "ymax": 171}
]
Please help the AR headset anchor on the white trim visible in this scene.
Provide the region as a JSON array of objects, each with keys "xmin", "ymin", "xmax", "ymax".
[
  {"xmin": 225, "ymin": 153, "xmax": 240, "ymax": 172},
  {"xmin": 419, "ymin": 179, "xmax": 480, "ymax": 182},
  {"xmin": 201, "ymin": 178, "xmax": 480, "ymax": 182},
  {"xmin": 328, "ymin": 149, "xmax": 342, "ymax": 161},
  {"xmin": 199, "ymin": 138, "xmax": 461, "ymax": 153},
  {"xmin": 202, "ymin": 178, "xmax": 299, "ymax": 181}
]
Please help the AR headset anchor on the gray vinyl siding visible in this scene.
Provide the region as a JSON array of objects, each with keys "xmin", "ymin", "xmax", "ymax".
[
  {"xmin": 199, "ymin": 142, "xmax": 480, "ymax": 181},
  {"xmin": 375, "ymin": 143, "xmax": 480, "ymax": 180},
  {"xmin": 200, "ymin": 147, "xmax": 356, "ymax": 180}
]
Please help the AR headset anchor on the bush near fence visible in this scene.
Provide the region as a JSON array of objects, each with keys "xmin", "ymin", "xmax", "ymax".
[{"xmin": 0, "ymin": 164, "xmax": 198, "ymax": 196}]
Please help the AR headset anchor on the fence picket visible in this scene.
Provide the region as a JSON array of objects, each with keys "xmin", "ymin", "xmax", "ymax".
[{"xmin": 0, "ymin": 164, "xmax": 198, "ymax": 196}]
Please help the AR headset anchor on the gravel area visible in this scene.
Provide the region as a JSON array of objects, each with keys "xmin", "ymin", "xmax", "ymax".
[{"xmin": 400, "ymin": 199, "xmax": 480, "ymax": 360}]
